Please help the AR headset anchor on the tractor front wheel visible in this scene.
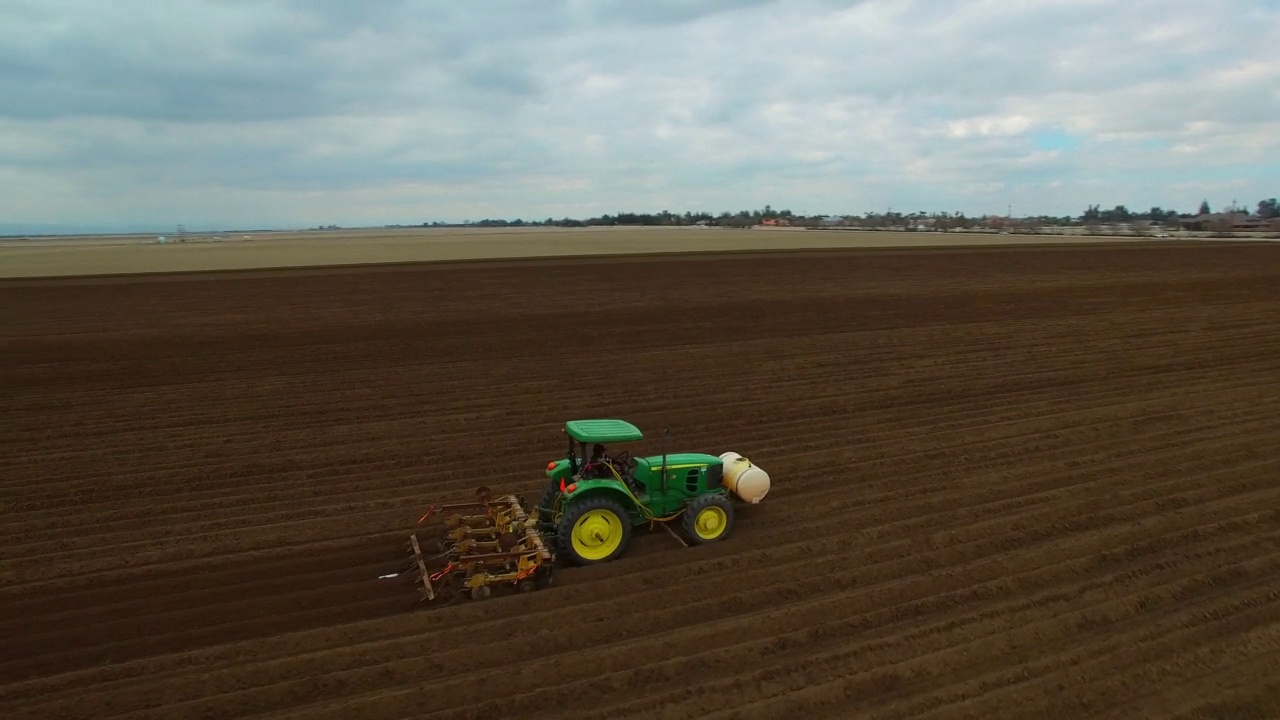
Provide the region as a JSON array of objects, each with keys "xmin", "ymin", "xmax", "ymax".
[
  {"xmin": 557, "ymin": 495, "xmax": 632, "ymax": 566},
  {"xmin": 682, "ymin": 493, "xmax": 734, "ymax": 544}
]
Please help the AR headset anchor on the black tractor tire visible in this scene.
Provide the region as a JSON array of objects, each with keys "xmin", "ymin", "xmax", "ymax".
[
  {"xmin": 682, "ymin": 493, "xmax": 735, "ymax": 545},
  {"xmin": 556, "ymin": 494, "xmax": 633, "ymax": 566}
]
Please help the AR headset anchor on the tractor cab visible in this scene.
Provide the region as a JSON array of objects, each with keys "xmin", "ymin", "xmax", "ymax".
[{"xmin": 562, "ymin": 418, "xmax": 644, "ymax": 484}]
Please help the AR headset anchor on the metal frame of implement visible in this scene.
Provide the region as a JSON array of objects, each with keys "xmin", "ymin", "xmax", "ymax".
[{"xmin": 405, "ymin": 487, "xmax": 554, "ymax": 602}]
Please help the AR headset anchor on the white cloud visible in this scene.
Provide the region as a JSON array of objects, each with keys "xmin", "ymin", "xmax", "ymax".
[
  {"xmin": 0, "ymin": 0, "xmax": 1277, "ymax": 230},
  {"xmin": 944, "ymin": 115, "xmax": 1036, "ymax": 139}
]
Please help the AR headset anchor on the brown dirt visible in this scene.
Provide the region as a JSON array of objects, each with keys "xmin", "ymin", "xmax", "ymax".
[{"xmin": 2, "ymin": 241, "xmax": 1280, "ymax": 719}]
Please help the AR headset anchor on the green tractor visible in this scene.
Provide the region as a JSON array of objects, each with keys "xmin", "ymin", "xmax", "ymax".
[
  {"xmin": 397, "ymin": 418, "xmax": 771, "ymax": 603},
  {"xmin": 533, "ymin": 419, "xmax": 771, "ymax": 565}
]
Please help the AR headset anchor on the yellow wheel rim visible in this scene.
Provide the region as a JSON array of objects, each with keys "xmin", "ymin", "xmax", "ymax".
[
  {"xmin": 694, "ymin": 506, "xmax": 728, "ymax": 540},
  {"xmin": 571, "ymin": 508, "xmax": 624, "ymax": 560}
]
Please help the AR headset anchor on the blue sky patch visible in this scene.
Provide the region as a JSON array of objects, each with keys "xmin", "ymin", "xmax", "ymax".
[{"xmin": 1030, "ymin": 129, "xmax": 1082, "ymax": 152}]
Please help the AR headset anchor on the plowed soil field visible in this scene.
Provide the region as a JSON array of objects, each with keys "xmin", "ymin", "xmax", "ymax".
[{"xmin": 3, "ymin": 241, "xmax": 1280, "ymax": 719}]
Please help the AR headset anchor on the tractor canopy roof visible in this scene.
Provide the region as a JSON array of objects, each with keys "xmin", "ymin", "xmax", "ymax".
[{"xmin": 564, "ymin": 418, "xmax": 644, "ymax": 444}]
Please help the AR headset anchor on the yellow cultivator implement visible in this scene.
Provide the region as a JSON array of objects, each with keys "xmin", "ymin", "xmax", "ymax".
[{"xmin": 403, "ymin": 487, "xmax": 555, "ymax": 602}]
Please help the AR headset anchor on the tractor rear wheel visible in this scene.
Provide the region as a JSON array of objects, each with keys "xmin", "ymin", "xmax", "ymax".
[
  {"xmin": 682, "ymin": 493, "xmax": 734, "ymax": 544},
  {"xmin": 557, "ymin": 495, "xmax": 632, "ymax": 566}
]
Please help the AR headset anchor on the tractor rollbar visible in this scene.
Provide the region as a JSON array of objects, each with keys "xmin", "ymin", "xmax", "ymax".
[{"xmin": 567, "ymin": 434, "xmax": 580, "ymax": 475}]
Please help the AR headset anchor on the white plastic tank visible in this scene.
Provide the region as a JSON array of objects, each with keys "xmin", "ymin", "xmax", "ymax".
[{"xmin": 719, "ymin": 452, "xmax": 770, "ymax": 504}]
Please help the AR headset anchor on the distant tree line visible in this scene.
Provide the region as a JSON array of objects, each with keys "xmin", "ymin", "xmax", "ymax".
[
  {"xmin": 392, "ymin": 196, "xmax": 1277, "ymax": 231},
  {"xmin": 418, "ymin": 206, "xmax": 798, "ymax": 229},
  {"xmin": 1081, "ymin": 197, "xmax": 1278, "ymax": 224}
]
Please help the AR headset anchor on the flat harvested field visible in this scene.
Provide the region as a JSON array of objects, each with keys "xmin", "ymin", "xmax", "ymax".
[
  {"xmin": 0, "ymin": 224, "xmax": 1176, "ymax": 278},
  {"xmin": 3, "ymin": 241, "xmax": 1280, "ymax": 719}
]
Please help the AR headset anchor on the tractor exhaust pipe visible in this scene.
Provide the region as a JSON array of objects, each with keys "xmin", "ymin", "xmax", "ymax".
[{"xmin": 660, "ymin": 428, "xmax": 670, "ymax": 493}]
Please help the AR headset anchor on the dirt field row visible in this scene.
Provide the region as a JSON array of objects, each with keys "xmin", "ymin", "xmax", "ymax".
[
  {"xmin": 3, "ymin": 242, "xmax": 1280, "ymax": 718},
  {"xmin": 0, "ymin": 225, "xmax": 1182, "ymax": 278}
]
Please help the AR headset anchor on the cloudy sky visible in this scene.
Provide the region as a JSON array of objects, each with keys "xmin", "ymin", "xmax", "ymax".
[{"xmin": 2, "ymin": 0, "xmax": 1278, "ymax": 232}]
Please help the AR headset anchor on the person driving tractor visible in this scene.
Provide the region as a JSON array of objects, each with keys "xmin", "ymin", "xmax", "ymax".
[{"xmin": 582, "ymin": 443, "xmax": 614, "ymax": 478}]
